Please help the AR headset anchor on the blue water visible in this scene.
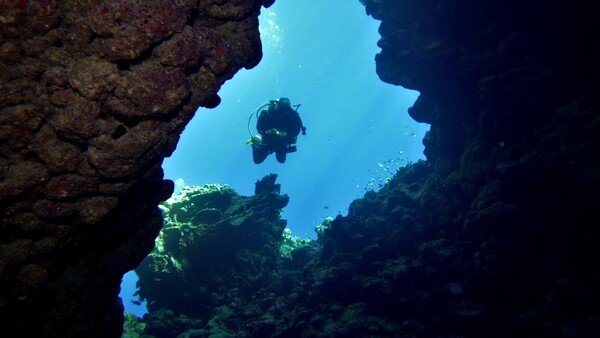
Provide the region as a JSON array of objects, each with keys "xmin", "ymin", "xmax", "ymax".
[{"xmin": 121, "ymin": 0, "xmax": 429, "ymax": 317}]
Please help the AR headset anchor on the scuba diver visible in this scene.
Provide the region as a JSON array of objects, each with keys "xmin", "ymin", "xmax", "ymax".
[{"xmin": 247, "ymin": 97, "xmax": 306, "ymax": 164}]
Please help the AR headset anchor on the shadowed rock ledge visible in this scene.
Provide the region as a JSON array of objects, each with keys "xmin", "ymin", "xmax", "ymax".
[{"xmin": 0, "ymin": 1, "xmax": 270, "ymax": 336}]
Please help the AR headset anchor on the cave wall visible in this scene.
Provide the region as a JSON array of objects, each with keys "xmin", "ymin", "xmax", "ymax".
[
  {"xmin": 361, "ymin": 0, "xmax": 600, "ymax": 241},
  {"xmin": 367, "ymin": 0, "xmax": 600, "ymax": 178},
  {"xmin": 352, "ymin": 0, "xmax": 600, "ymax": 334},
  {"xmin": 0, "ymin": 1, "xmax": 270, "ymax": 336}
]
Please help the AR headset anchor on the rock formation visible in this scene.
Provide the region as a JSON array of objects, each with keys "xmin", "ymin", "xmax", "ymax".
[
  {"xmin": 0, "ymin": 1, "xmax": 270, "ymax": 336},
  {"xmin": 137, "ymin": 174, "xmax": 288, "ymax": 319},
  {"xmin": 130, "ymin": 0, "xmax": 600, "ymax": 336}
]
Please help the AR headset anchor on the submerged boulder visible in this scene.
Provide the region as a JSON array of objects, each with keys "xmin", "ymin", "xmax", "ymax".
[{"xmin": 136, "ymin": 174, "xmax": 289, "ymax": 318}]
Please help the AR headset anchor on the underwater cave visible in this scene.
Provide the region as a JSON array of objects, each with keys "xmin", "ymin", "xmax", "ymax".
[
  {"xmin": 1, "ymin": 0, "xmax": 599, "ymax": 337},
  {"xmin": 119, "ymin": 0, "xmax": 428, "ymax": 319}
]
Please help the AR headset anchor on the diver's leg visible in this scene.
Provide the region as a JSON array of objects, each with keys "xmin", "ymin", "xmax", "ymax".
[
  {"xmin": 275, "ymin": 150, "xmax": 287, "ymax": 163},
  {"xmin": 253, "ymin": 147, "xmax": 269, "ymax": 164}
]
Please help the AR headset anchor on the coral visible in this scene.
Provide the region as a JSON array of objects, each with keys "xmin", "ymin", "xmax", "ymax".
[
  {"xmin": 136, "ymin": 175, "xmax": 289, "ymax": 317},
  {"xmin": 279, "ymin": 228, "xmax": 312, "ymax": 258}
]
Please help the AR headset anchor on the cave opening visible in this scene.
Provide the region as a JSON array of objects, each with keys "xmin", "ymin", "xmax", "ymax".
[
  {"xmin": 121, "ymin": 0, "xmax": 429, "ymax": 317},
  {"xmin": 163, "ymin": 1, "xmax": 429, "ymax": 238}
]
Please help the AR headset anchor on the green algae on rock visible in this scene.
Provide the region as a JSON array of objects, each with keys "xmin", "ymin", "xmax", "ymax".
[{"xmin": 136, "ymin": 174, "xmax": 289, "ymax": 317}]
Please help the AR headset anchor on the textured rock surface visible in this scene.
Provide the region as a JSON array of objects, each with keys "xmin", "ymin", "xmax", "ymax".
[
  {"xmin": 127, "ymin": 0, "xmax": 600, "ymax": 337},
  {"xmin": 136, "ymin": 175, "xmax": 289, "ymax": 336},
  {"xmin": 0, "ymin": 1, "xmax": 267, "ymax": 337}
]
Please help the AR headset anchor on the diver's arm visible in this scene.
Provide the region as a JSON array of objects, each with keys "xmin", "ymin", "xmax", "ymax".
[{"xmin": 296, "ymin": 112, "xmax": 306, "ymax": 135}]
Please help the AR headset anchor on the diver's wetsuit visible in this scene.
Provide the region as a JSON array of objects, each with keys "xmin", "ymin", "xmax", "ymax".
[{"xmin": 253, "ymin": 99, "xmax": 304, "ymax": 164}]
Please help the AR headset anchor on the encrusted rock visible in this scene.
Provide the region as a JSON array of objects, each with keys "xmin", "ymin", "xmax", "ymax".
[
  {"xmin": 137, "ymin": 175, "xmax": 288, "ymax": 317},
  {"xmin": 0, "ymin": 0, "xmax": 267, "ymax": 336}
]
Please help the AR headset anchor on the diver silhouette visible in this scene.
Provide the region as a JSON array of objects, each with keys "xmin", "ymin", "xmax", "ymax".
[{"xmin": 247, "ymin": 98, "xmax": 306, "ymax": 164}]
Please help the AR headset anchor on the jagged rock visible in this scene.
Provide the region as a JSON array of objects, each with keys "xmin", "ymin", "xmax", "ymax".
[{"xmin": 0, "ymin": 1, "xmax": 268, "ymax": 336}]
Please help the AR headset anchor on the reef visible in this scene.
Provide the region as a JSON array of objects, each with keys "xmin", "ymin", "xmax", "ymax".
[
  {"xmin": 134, "ymin": 175, "xmax": 302, "ymax": 336},
  {"xmin": 129, "ymin": 0, "xmax": 600, "ymax": 337},
  {"xmin": 0, "ymin": 1, "xmax": 270, "ymax": 337},
  {"xmin": 137, "ymin": 175, "xmax": 288, "ymax": 319}
]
